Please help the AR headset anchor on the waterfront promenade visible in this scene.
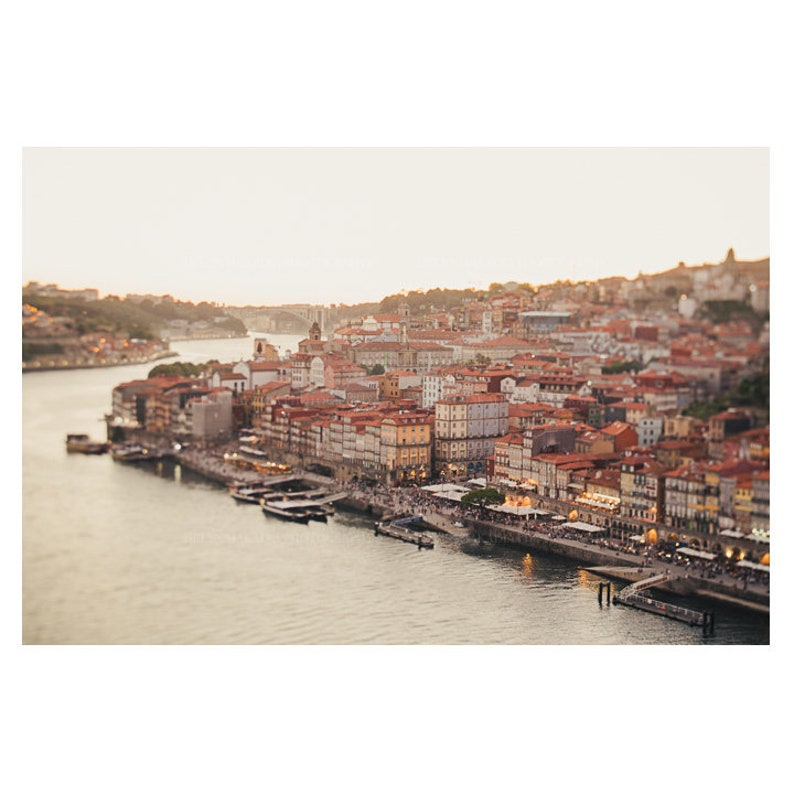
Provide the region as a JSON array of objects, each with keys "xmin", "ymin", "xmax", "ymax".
[
  {"xmin": 337, "ymin": 479, "xmax": 770, "ymax": 613},
  {"xmin": 156, "ymin": 444, "xmax": 770, "ymax": 614}
]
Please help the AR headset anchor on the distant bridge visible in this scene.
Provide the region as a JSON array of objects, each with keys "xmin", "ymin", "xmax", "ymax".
[{"xmin": 224, "ymin": 304, "xmax": 338, "ymax": 334}]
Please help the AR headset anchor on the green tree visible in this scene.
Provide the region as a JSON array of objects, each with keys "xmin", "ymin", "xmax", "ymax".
[
  {"xmin": 460, "ymin": 488, "xmax": 505, "ymax": 508},
  {"xmin": 602, "ymin": 359, "xmax": 643, "ymax": 375},
  {"xmin": 147, "ymin": 360, "xmax": 218, "ymax": 378}
]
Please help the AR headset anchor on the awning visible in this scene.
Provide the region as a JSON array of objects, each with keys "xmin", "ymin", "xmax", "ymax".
[
  {"xmin": 736, "ymin": 560, "xmax": 769, "ymax": 571},
  {"xmin": 629, "ymin": 534, "xmax": 645, "ymax": 543},
  {"xmin": 489, "ymin": 504, "xmax": 536, "ymax": 515},
  {"xmin": 562, "ymin": 521, "xmax": 607, "ymax": 534},
  {"xmin": 719, "ymin": 529, "xmax": 745, "ymax": 538},
  {"xmin": 676, "ymin": 547, "xmax": 716, "ymax": 561},
  {"xmin": 422, "ymin": 484, "xmax": 468, "ymax": 502},
  {"xmin": 433, "ymin": 490, "xmax": 464, "ymax": 502}
]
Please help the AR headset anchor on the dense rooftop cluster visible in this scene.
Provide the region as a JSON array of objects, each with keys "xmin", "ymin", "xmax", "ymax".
[{"xmin": 105, "ymin": 250, "xmax": 771, "ymax": 563}]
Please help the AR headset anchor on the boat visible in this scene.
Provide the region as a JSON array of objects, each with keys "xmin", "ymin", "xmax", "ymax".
[
  {"xmin": 228, "ymin": 484, "xmax": 274, "ymax": 504},
  {"xmin": 275, "ymin": 487, "xmax": 328, "ymax": 499},
  {"xmin": 260, "ymin": 485, "xmax": 347, "ymax": 523},
  {"xmin": 305, "ymin": 504, "xmax": 334, "ymax": 522},
  {"xmin": 66, "ymin": 433, "xmax": 110, "ymax": 454},
  {"xmin": 261, "ymin": 500, "xmax": 313, "ymax": 523},
  {"xmin": 374, "ymin": 515, "xmax": 434, "ymax": 549}
]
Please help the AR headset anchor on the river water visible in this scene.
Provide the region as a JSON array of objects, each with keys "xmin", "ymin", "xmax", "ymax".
[{"xmin": 21, "ymin": 334, "xmax": 770, "ymax": 644}]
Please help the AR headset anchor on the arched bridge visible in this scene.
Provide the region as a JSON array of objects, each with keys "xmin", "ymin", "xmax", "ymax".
[{"xmin": 224, "ymin": 304, "xmax": 338, "ymax": 334}]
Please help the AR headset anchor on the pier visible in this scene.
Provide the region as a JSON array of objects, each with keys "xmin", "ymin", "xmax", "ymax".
[
  {"xmin": 111, "ymin": 444, "xmax": 174, "ymax": 462},
  {"xmin": 612, "ymin": 572, "xmax": 716, "ymax": 634},
  {"xmin": 374, "ymin": 516, "xmax": 434, "ymax": 549}
]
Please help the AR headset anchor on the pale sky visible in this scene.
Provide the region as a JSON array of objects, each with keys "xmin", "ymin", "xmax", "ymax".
[{"xmin": 22, "ymin": 147, "xmax": 769, "ymax": 307}]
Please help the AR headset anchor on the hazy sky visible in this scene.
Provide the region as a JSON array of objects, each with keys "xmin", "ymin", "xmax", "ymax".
[{"xmin": 22, "ymin": 148, "xmax": 768, "ymax": 307}]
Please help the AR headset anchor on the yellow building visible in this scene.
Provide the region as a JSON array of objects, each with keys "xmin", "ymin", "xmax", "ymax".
[{"xmin": 379, "ymin": 412, "xmax": 433, "ymax": 484}]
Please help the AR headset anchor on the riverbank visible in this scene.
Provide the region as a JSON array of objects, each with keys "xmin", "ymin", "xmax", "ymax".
[
  {"xmin": 335, "ymin": 479, "xmax": 770, "ymax": 614},
  {"xmin": 129, "ymin": 444, "xmax": 770, "ymax": 616},
  {"xmin": 23, "ymin": 349, "xmax": 177, "ymax": 373},
  {"xmin": 459, "ymin": 517, "xmax": 770, "ymax": 613}
]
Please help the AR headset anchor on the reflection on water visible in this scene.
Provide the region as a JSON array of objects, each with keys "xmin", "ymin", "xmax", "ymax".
[{"xmin": 22, "ymin": 334, "xmax": 770, "ymax": 645}]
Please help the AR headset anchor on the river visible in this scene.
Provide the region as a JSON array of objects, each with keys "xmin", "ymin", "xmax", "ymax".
[{"xmin": 21, "ymin": 333, "xmax": 770, "ymax": 644}]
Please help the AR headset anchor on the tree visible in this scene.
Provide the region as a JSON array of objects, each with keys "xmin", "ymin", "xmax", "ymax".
[
  {"xmin": 460, "ymin": 488, "xmax": 505, "ymax": 508},
  {"xmin": 147, "ymin": 360, "xmax": 218, "ymax": 378},
  {"xmin": 602, "ymin": 359, "xmax": 643, "ymax": 375}
]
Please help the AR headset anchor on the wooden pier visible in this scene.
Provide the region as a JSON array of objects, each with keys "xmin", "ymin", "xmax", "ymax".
[{"xmin": 374, "ymin": 516, "xmax": 434, "ymax": 549}]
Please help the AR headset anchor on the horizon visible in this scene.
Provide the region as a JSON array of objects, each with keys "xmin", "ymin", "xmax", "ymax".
[
  {"xmin": 23, "ymin": 246, "xmax": 769, "ymax": 310},
  {"xmin": 22, "ymin": 148, "xmax": 769, "ymax": 307}
]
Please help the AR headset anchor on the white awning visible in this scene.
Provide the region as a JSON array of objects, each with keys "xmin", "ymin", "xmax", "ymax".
[
  {"xmin": 676, "ymin": 547, "xmax": 716, "ymax": 561},
  {"xmin": 488, "ymin": 503, "xmax": 535, "ymax": 515},
  {"xmin": 422, "ymin": 484, "xmax": 468, "ymax": 502},
  {"xmin": 562, "ymin": 521, "xmax": 607, "ymax": 534},
  {"xmin": 433, "ymin": 490, "xmax": 464, "ymax": 502},
  {"xmin": 736, "ymin": 560, "xmax": 769, "ymax": 571},
  {"xmin": 629, "ymin": 534, "xmax": 645, "ymax": 543},
  {"xmin": 719, "ymin": 529, "xmax": 745, "ymax": 538}
]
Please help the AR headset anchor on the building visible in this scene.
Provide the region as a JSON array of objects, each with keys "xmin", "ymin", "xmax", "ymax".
[
  {"xmin": 518, "ymin": 311, "xmax": 573, "ymax": 336},
  {"xmin": 188, "ymin": 389, "xmax": 233, "ymax": 441},
  {"xmin": 379, "ymin": 412, "xmax": 433, "ymax": 484},
  {"xmin": 619, "ymin": 456, "xmax": 666, "ymax": 524},
  {"xmin": 349, "ymin": 339, "xmax": 455, "ymax": 372},
  {"xmin": 434, "ymin": 393, "xmax": 509, "ymax": 479}
]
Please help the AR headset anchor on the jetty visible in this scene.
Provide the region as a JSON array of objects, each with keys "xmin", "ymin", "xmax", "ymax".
[
  {"xmin": 111, "ymin": 443, "xmax": 174, "ymax": 462},
  {"xmin": 374, "ymin": 516, "xmax": 434, "ymax": 549},
  {"xmin": 612, "ymin": 572, "xmax": 716, "ymax": 634}
]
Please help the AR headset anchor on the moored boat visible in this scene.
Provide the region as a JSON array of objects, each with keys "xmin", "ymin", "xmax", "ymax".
[
  {"xmin": 261, "ymin": 500, "xmax": 313, "ymax": 523},
  {"xmin": 66, "ymin": 433, "xmax": 110, "ymax": 454},
  {"xmin": 228, "ymin": 484, "xmax": 274, "ymax": 504}
]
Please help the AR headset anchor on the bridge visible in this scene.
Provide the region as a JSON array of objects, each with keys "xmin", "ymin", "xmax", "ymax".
[{"xmin": 224, "ymin": 304, "xmax": 339, "ymax": 334}]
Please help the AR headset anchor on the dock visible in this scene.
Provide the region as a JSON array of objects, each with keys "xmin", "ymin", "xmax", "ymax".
[
  {"xmin": 374, "ymin": 516, "xmax": 434, "ymax": 549},
  {"xmin": 262, "ymin": 492, "xmax": 347, "ymax": 510},
  {"xmin": 111, "ymin": 444, "xmax": 174, "ymax": 462},
  {"xmin": 612, "ymin": 573, "xmax": 715, "ymax": 634}
]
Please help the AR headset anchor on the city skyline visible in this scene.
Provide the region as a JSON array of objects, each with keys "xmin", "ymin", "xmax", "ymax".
[{"xmin": 22, "ymin": 148, "xmax": 769, "ymax": 306}]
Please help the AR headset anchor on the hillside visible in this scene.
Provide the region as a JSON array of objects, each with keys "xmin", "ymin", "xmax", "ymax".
[{"xmin": 21, "ymin": 291, "xmax": 248, "ymax": 340}]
